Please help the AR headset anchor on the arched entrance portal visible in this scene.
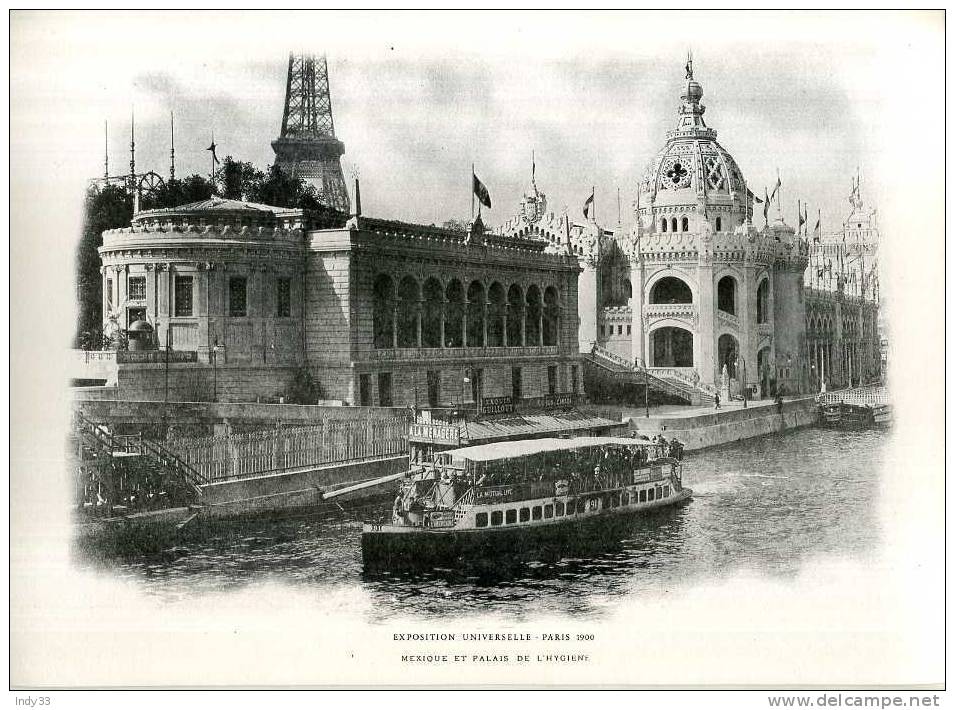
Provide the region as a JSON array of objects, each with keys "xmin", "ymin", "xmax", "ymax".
[
  {"xmin": 717, "ymin": 334, "xmax": 739, "ymax": 379},
  {"xmin": 651, "ymin": 327, "xmax": 694, "ymax": 367}
]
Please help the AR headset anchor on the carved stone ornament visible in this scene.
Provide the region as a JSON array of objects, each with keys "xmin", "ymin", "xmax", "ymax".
[{"xmin": 660, "ymin": 157, "xmax": 691, "ymax": 190}]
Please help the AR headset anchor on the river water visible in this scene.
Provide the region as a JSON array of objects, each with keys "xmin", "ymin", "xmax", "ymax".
[{"xmin": 77, "ymin": 426, "xmax": 888, "ymax": 619}]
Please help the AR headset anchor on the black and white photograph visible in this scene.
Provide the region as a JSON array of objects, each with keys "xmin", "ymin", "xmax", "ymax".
[{"xmin": 8, "ymin": 9, "xmax": 945, "ymax": 696}]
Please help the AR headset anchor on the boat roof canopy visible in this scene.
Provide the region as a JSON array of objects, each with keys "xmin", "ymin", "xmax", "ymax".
[{"xmin": 447, "ymin": 436, "xmax": 656, "ymax": 463}]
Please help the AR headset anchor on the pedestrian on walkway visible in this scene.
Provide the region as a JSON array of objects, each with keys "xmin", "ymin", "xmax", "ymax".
[{"xmin": 714, "ymin": 392, "xmax": 721, "ymax": 410}]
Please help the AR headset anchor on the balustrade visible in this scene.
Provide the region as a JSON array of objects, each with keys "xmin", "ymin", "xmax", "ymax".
[
  {"xmin": 644, "ymin": 303, "xmax": 697, "ymax": 321},
  {"xmin": 370, "ymin": 344, "xmax": 559, "ymax": 361}
]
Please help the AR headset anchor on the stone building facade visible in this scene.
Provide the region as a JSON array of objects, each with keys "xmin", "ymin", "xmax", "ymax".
[
  {"xmin": 100, "ymin": 199, "xmax": 316, "ymax": 367},
  {"xmin": 803, "ymin": 180, "xmax": 883, "ymax": 389},
  {"xmin": 98, "ymin": 199, "xmax": 583, "ymax": 405},
  {"xmin": 308, "ymin": 215, "xmax": 582, "ymax": 407},
  {"xmin": 499, "ymin": 63, "xmax": 812, "ymax": 398}
]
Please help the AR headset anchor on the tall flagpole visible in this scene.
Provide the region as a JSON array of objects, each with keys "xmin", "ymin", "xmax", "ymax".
[
  {"xmin": 471, "ymin": 162, "xmax": 475, "ymax": 222},
  {"xmin": 776, "ymin": 167, "xmax": 782, "ymax": 219},
  {"xmin": 169, "ymin": 111, "xmax": 176, "ymax": 181}
]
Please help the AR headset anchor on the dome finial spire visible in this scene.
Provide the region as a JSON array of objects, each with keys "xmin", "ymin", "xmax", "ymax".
[{"xmin": 685, "ymin": 50, "xmax": 693, "ymax": 80}]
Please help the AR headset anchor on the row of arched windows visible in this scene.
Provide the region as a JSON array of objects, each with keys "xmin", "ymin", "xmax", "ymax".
[
  {"xmin": 659, "ymin": 216, "xmax": 727, "ymax": 233},
  {"xmin": 660, "ymin": 216, "xmax": 690, "ymax": 233},
  {"xmin": 372, "ymin": 274, "xmax": 561, "ymax": 350}
]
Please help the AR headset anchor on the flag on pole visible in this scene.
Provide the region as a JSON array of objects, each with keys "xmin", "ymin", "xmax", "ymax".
[
  {"xmin": 472, "ymin": 171, "xmax": 491, "ymax": 209},
  {"xmin": 769, "ymin": 175, "xmax": 781, "ymax": 202},
  {"xmin": 812, "ymin": 209, "xmax": 821, "ymax": 243},
  {"xmin": 583, "ymin": 187, "xmax": 595, "ymax": 219},
  {"xmin": 206, "ymin": 139, "xmax": 219, "ymax": 165},
  {"xmin": 747, "ymin": 188, "xmax": 763, "ymax": 204},
  {"xmin": 763, "ymin": 187, "xmax": 770, "ymax": 222},
  {"xmin": 798, "ymin": 200, "xmax": 806, "ymax": 232}
]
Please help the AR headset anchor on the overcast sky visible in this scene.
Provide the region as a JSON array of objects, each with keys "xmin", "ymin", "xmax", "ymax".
[{"xmin": 11, "ymin": 10, "xmax": 941, "ymax": 238}]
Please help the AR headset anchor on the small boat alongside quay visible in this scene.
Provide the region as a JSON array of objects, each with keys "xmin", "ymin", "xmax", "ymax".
[
  {"xmin": 817, "ymin": 385, "xmax": 892, "ymax": 429},
  {"xmin": 819, "ymin": 402, "xmax": 877, "ymax": 429},
  {"xmin": 361, "ymin": 436, "xmax": 691, "ymax": 571}
]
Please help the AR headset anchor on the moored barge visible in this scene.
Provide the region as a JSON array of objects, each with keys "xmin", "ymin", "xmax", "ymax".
[
  {"xmin": 819, "ymin": 401, "xmax": 892, "ymax": 429},
  {"xmin": 361, "ymin": 436, "xmax": 691, "ymax": 570}
]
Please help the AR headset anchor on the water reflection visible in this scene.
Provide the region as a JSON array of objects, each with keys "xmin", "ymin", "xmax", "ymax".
[{"xmin": 74, "ymin": 426, "xmax": 887, "ymax": 618}]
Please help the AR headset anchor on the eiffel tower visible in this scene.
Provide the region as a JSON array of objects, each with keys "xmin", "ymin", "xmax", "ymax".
[{"xmin": 272, "ymin": 53, "xmax": 350, "ymax": 213}]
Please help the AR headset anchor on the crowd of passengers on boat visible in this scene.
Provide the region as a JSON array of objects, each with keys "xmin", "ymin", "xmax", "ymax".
[{"xmin": 393, "ymin": 435, "xmax": 686, "ymax": 521}]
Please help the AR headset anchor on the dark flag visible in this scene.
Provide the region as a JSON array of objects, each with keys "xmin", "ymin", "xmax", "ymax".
[
  {"xmin": 583, "ymin": 188, "xmax": 595, "ymax": 219},
  {"xmin": 472, "ymin": 172, "xmax": 491, "ymax": 209},
  {"xmin": 798, "ymin": 200, "xmax": 806, "ymax": 232},
  {"xmin": 770, "ymin": 175, "xmax": 781, "ymax": 203},
  {"xmin": 207, "ymin": 140, "xmax": 220, "ymax": 165},
  {"xmin": 747, "ymin": 188, "xmax": 763, "ymax": 204},
  {"xmin": 763, "ymin": 187, "xmax": 770, "ymax": 222}
]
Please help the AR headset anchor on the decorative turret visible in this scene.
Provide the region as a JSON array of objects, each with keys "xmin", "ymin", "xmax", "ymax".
[
  {"xmin": 638, "ymin": 57, "xmax": 748, "ymax": 237},
  {"xmin": 670, "ymin": 53, "xmax": 714, "ymax": 139}
]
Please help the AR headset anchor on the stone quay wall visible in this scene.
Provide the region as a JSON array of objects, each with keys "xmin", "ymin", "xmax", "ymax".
[{"xmin": 588, "ymin": 397, "xmax": 820, "ymax": 451}]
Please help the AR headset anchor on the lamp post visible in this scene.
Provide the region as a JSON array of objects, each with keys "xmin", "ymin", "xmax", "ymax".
[
  {"xmin": 162, "ymin": 328, "xmax": 170, "ymax": 436},
  {"xmin": 164, "ymin": 339, "xmax": 171, "ymax": 406}
]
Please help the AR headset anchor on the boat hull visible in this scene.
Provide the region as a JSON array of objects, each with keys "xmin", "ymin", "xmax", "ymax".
[
  {"xmin": 819, "ymin": 402, "xmax": 883, "ymax": 429},
  {"xmin": 361, "ymin": 489, "xmax": 691, "ymax": 572}
]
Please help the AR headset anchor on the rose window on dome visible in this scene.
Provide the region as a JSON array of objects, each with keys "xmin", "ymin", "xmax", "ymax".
[
  {"xmin": 662, "ymin": 159, "xmax": 691, "ymax": 190},
  {"xmin": 704, "ymin": 155, "xmax": 726, "ymax": 190}
]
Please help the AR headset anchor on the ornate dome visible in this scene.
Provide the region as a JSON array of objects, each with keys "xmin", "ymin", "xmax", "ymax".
[{"xmin": 637, "ymin": 60, "xmax": 751, "ymax": 233}]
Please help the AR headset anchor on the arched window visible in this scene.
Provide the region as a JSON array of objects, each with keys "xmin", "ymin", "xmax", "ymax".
[
  {"xmin": 649, "ymin": 276, "xmax": 692, "ymax": 304},
  {"xmin": 422, "ymin": 278, "xmax": 443, "ymax": 348},
  {"xmin": 671, "ymin": 217, "xmax": 678, "ymax": 233},
  {"xmin": 715, "ymin": 217, "xmax": 722, "ymax": 231},
  {"xmin": 444, "ymin": 280, "xmax": 464, "ymax": 348},
  {"xmin": 756, "ymin": 278, "xmax": 770, "ymax": 324},
  {"xmin": 681, "ymin": 217, "xmax": 689, "ymax": 232},
  {"xmin": 525, "ymin": 285, "xmax": 542, "ymax": 346},
  {"xmin": 506, "ymin": 284, "xmax": 523, "ymax": 346},
  {"xmin": 487, "ymin": 282, "xmax": 506, "ymax": 347},
  {"xmin": 466, "ymin": 280, "xmax": 485, "ymax": 347},
  {"xmin": 717, "ymin": 275, "xmax": 737, "ymax": 315},
  {"xmin": 543, "ymin": 286, "xmax": 560, "ymax": 346},
  {"xmin": 661, "ymin": 218, "xmax": 667, "ymax": 232},
  {"xmin": 396, "ymin": 276, "xmax": 420, "ymax": 348}
]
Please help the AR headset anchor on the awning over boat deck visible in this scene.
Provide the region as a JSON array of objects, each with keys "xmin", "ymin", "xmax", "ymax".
[{"xmin": 457, "ymin": 410, "xmax": 625, "ymax": 445}]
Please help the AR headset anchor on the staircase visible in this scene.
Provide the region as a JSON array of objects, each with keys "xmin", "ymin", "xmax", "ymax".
[
  {"xmin": 73, "ymin": 413, "xmax": 206, "ymax": 513},
  {"xmin": 645, "ymin": 367, "xmax": 717, "ymax": 405},
  {"xmin": 584, "ymin": 344, "xmax": 715, "ymax": 406}
]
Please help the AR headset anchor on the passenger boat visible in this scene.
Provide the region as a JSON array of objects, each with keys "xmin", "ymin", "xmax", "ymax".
[
  {"xmin": 819, "ymin": 401, "xmax": 890, "ymax": 429},
  {"xmin": 361, "ymin": 436, "xmax": 691, "ymax": 571}
]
